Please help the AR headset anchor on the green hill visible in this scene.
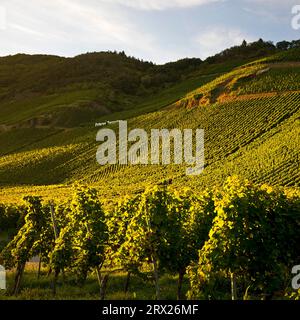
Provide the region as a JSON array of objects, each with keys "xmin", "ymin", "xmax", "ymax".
[
  {"xmin": 0, "ymin": 52, "xmax": 207, "ymax": 128},
  {"xmin": 1, "ymin": 42, "xmax": 300, "ymax": 203}
]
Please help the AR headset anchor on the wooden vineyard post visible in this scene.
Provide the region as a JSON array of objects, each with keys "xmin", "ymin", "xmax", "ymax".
[
  {"xmin": 50, "ymin": 201, "xmax": 59, "ymax": 240},
  {"xmin": 230, "ymin": 270, "xmax": 237, "ymax": 300},
  {"xmin": 49, "ymin": 201, "xmax": 61, "ymax": 294}
]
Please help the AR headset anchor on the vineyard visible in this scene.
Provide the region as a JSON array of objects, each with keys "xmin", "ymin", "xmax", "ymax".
[
  {"xmin": 236, "ymin": 67, "xmax": 300, "ymax": 95},
  {"xmin": 0, "ymin": 177, "xmax": 299, "ymax": 300},
  {"xmin": 1, "ymin": 45, "xmax": 300, "ymax": 300},
  {"xmin": 2, "ymin": 89, "xmax": 299, "ymax": 204}
]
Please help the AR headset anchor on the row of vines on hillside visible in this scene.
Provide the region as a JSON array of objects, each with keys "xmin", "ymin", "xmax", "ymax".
[{"xmin": 0, "ymin": 177, "xmax": 299, "ymax": 299}]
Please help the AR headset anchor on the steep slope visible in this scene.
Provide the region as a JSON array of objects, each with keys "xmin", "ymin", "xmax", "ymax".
[
  {"xmin": 1, "ymin": 47, "xmax": 300, "ymax": 203},
  {"xmin": 0, "ymin": 42, "xmax": 277, "ymax": 129},
  {"xmin": 0, "ymin": 52, "xmax": 218, "ymax": 129}
]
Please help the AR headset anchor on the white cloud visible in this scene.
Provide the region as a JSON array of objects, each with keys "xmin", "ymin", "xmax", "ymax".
[
  {"xmin": 194, "ymin": 27, "xmax": 255, "ymax": 59},
  {"xmin": 0, "ymin": 5, "xmax": 6, "ymax": 30},
  {"xmin": 0, "ymin": 0, "xmax": 292, "ymax": 63},
  {"xmin": 242, "ymin": 0, "xmax": 295, "ymax": 22},
  {"xmin": 101, "ymin": 0, "xmax": 223, "ymax": 11},
  {"xmin": 10, "ymin": 23, "xmax": 44, "ymax": 37},
  {"xmin": 243, "ymin": 0, "xmax": 296, "ymax": 7},
  {"xmin": 0, "ymin": 0, "xmax": 198, "ymax": 63},
  {"xmin": 0, "ymin": 0, "xmax": 158, "ymax": 58}
]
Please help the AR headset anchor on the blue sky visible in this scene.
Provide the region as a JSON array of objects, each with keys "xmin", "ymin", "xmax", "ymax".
[{"xmin": 0, "ymin": 0, "xmax": 299, "ymax": 63}]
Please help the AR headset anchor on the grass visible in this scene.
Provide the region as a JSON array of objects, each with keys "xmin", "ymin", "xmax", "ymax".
[
  {"xmin": 0, "ymin": 264, "xmax": 189, "ymax": 300},
  {"xmin": 0, "ymin": 89, "xmax": 101, "ymax": 125}
]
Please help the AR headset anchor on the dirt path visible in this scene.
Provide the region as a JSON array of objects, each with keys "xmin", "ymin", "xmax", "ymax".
[
  {"xmin": 268, "ymin": 62, "xmax": 300, "ymax": 68},
  {"xmin": 219, "ymin": 90, "xmax": 300, "ymax": 103}
]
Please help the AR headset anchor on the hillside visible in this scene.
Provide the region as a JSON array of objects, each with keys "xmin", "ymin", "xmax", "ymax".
[
  {"xmin": 0, "ymin": 43, "xmax": 300, "ymax": 203},
  {"xmin": 0, "ymin": 39, "xmax": 281, "ymax": 129}
]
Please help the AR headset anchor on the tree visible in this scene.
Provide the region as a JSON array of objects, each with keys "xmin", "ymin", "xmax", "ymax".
[{"xmin": 276, "ymin": 41, "xmax": 291, "ymax": 51}]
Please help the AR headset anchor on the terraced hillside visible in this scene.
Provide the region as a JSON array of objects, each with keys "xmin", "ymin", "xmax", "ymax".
[{"xmin": 0, "ymin": 46, "xmax": 300, "ymax": 203}]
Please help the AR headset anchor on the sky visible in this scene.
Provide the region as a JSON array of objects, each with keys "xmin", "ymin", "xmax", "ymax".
[{"xmin": 0, "ymin": 0, "xmax": 299, "ymax": 64}]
